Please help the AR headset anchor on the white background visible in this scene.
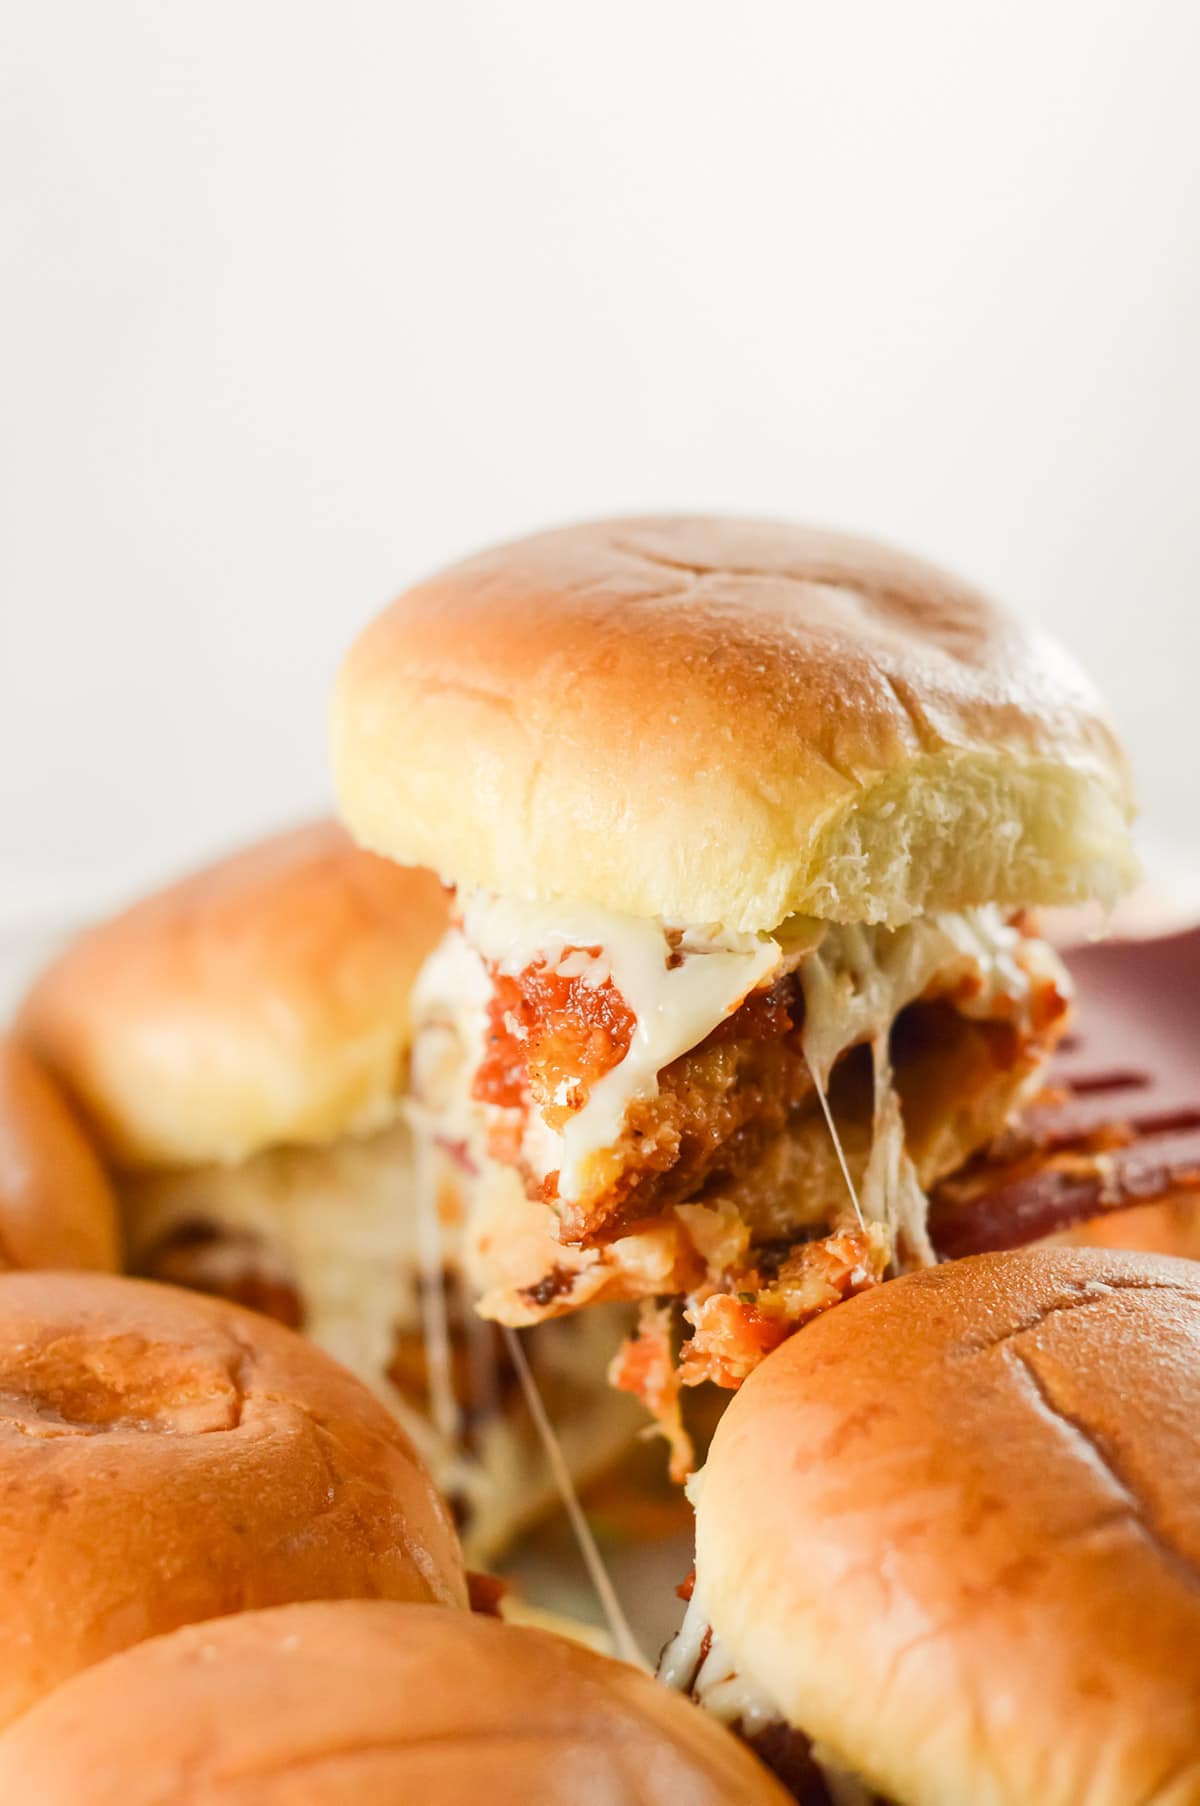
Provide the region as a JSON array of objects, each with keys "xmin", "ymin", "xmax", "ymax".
[{"xmin": 2, "ymin": 1, "xmax": 1197, "ymax": 920}]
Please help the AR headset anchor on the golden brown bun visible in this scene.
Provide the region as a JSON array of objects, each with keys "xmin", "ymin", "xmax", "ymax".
[
  {"xmin": 0, "ymin": 1601, "xmax": 790, "ymax": 1805},
  {"xmin": 0, "ymin": 1040, "xmax": 119, "ymax": 1270},
  {"xmin": 332, "ymin": 516, "xmax": 1135, "ymax": 931},
  {"xmin": 1055, "ymin": 1195, "xmax": 1200, "ymax": 1260},
  {"xmin": 695, "ymin": 1247, "xmax": 1200, "ymax": 1806},
  {"xmin": 17, "ymin": 821, "xmax": 449, "ymax": 1168},
  {"xmin": 0, "ymin": 1271, "xmax": 465, "ymax": 1728}
]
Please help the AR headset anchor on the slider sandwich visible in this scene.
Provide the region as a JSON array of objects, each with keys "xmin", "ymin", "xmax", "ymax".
[
  {"xmin": 331, "ymin": 515, "xmax": 1136, "ymax": 1469},
  {"xmin": 0, "ymin": 1269, "xmax": 464, "ymax": 1727},
  {"xmin": 17, "ymin": 821, "xmax": 641, "ymax": 1559},
  {"xmin": 661, "ymin": 1246, "xmax": 1200, "ymax": 1806},
  {"xmin": 0, "ymin": 1601, "xmax": 790, "ymax": 1804}
]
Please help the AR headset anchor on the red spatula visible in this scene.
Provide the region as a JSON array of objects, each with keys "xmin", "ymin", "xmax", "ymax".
[{"xmin": 928, "ymin": 926, "xmax": 1200, "ymax": 1259}]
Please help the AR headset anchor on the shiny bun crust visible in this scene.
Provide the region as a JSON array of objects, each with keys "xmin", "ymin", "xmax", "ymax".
[
  {"xmin": 695, "ymin": 1247, "xmax": 1200, "ymax": 1806},
  {"xmin": 332, "ymin": 516, "xmax": 1135, "ymax": 932},
  {"xmin": 0, "ymin": 1602, "xmax": 790, "ymax": 1805},
  {"xmin": 0, "ymin": 1272, "xmax": 465, "ymax": 1728},
  {"xmin": 0, "ymin": 1040, "xmax": 119, "ymax": 1271},
  {"xmin": 17, "ymin": 820, "xmax": 449, "ymax": 1168},
  {"xmin": 1058, "ymin": 1195, "xmax": 1200, "ymax": 1259}
]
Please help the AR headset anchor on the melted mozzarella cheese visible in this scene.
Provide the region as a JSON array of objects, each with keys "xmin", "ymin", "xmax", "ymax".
[
  {"xmin": 798, "ymin": 906, "xmax": 1047, "ymax": 1088},
  {"xmin": 798, "ymin": 908, "xmax": 1062, "ymax": 1265},
  {"xmin": 805, "ymin": 1048, "xmax": 868, "ymax": 1229},
  {"xmin": 500, "ymin": 1320, "xmax": 646, "ymax": 1669},
  {"xmin": 861, "ymin": 1042, "xmax": 935, "ymax": 1266},
  {"xmin": 460, "ymin": 892, "xmax": 783, "ymax": 1201},
  {"xmin": 123, "ymin": 1122, "xmax": 426, "ymax": 1394},
  {"xmin": 662, "ymin": 1586, "xmax": 878, "ymax": 1804},
  {"xmin": 659, "ymin": 1587, "xmax": 781, "ymax": 1734},
  {"xmin": 416, "ymin": 893, "xmax": 1060, "ymax": 1226},
  {"xmin": 122, "ymin": 1122, "xmax": 640, "ymax": 1564}
]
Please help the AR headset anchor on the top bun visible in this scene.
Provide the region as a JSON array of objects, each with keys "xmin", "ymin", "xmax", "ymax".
[
  {"xmin": 0, "ymin": 1039, "xmax": 119, "ymax": 1271},
  {"xmin": 694, "ymin": 1246, "xmax": 1200, "ymax": 1806},
  {"xmin": 0, "ymin": 1601, "xmax": 789, "ymax": 1804},
  {"xmin": 332, "ymin": 516, "xmax": 1135, "ymax": 932},
  {"xmin": 17, "ymin": 821, "xmax": 449, "ymax": 1169}
]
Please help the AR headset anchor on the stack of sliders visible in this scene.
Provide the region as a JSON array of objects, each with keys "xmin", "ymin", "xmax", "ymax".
[
  {"xmin": 16, "ymin": 820, "xmax": 642, "ymax": 1562},
  {"xmin": 330, "ymin": 515, "xmax": 1140, "ymax": 1470},
  {"xmin": 1, "ymin": 510, "xmax": 1195, "ymax": 1804},
  {"xmin": 0, "ymin": 1267, "xmax": 465, "ymax": 1727},
  {"xmin": 661, "ymin": 1245, "xmax": 1200, "ymax": 1805}
]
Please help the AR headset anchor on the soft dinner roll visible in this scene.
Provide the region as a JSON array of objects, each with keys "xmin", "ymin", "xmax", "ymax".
[
  {"xmin": 17, "ymin": 818, "xmax": 449, "ymax": 1169},
  {"xmin": 340, "ymin": 519, "xmax": 1138, "ymax": 1451},
  {"xmin": 667, "ymin": 1246, "xmax": 1200, "ymax": 1806},
  {"xmin": 0, "ymin": 1270, "xmax": 465, "ymax": 1728},
  {"xmin": 0, "ymin": 1038, "xmax": 119, "ymax": 1271},
  {"xmin": 13, "ymin": 822, "xmax": 641, "ymax": 1563},
  {"xmin": 0, "ymin": 1601, "xmax": 789, "ymax": 1805},
  {"xmin": 332, "ymin": 515, "xmax": 1135, "ymax": 932}
]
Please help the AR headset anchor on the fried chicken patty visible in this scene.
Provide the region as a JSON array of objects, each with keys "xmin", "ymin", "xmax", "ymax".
[{"xmin": 414, "ymin": 901, "xmax": 1071, "ymax": 1460}]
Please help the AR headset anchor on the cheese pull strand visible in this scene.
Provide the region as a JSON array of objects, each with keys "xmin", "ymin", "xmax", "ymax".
[
  {"xmin": 413, "ymin": 1127, "xmax": 462, "ymax": 1446},
  {"xmin": 502, "ymin": 1325, "xmax": 646, "ymax": 1671},
  {"xmin": 804, "ymin": 1049, "xmax": 866, "ymax": 1231}
]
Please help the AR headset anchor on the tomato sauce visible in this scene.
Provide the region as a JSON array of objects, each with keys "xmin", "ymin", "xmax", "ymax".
[{"xmin": 472, "ymin": 950, "xmax": 637, "ymax": 1126}]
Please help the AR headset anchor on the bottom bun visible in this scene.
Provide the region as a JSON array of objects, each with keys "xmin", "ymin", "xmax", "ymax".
[{"xmin": 0, "ymin": 1601, "xmax": 790, "ymax": 1805}]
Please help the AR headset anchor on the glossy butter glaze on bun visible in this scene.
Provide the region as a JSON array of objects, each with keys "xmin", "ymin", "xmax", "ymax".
[
  {"xmin": 17, "ymin": 820, "xmax": 449, "ymax": 1168},
  {"xmin": 681, "ymin": 1246, "xmax": 1200, "ymax": 1806},
  {"xmin": 0, "ymin": 1271, "xmax": 466, "ymax": 1728},
  {"xmin": 332, "ymin": 516, "xmax": 1135, "ymax": 932},
  {"xmin": 0, "ymin": 1601, "xmax": 791, "ymax": 1805},
  {"xmin": 0, "ymin": 1039, "xmax": 119, "ymax": 1271}
]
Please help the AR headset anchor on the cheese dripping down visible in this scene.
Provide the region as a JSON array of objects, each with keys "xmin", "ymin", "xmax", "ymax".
[
  {"xmin": 123, "ymin": 1121, "xmax": 464, "ymax": 1481},
  {"xmin": 803, "ymin": 1047, "xmax": 867, "ymax": 1232},
  {"xmin": 425, "ymin": 892, "xmax": 1052, "ymax": 1240},
  {"xmin": 661, "ymin": 1582, "xmax": 876, "ymax": 1805},
  {"xmin": 460, "ymin": 891, "xmax": 786, "ymax": 1201},
  {"xmin": 501, "ymin": 1323, "xmax": 645, "ymax": 1670},
  {"xmin": 660, "ymin": 1584, "xmax": 780, "ymax": 1733},
  {"xmin": 412, "ymin": 1116, "xmax": 464, "ymax": 1448},
  {"xmin": 410, "ymin": 1082, "xmax": 644, "ymax": 1666}
]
